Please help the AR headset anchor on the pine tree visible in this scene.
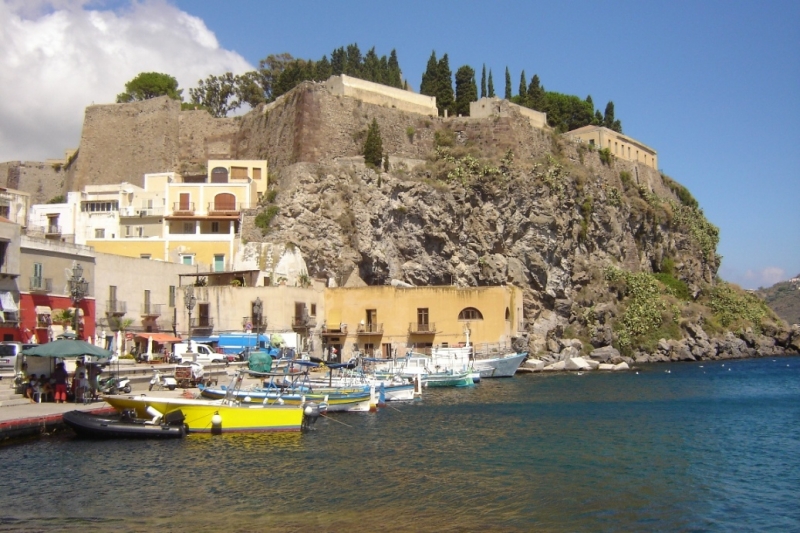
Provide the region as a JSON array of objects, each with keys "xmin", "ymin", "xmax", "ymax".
[
  {"xmin": 480, "ymin": 64, "xmax": 486, "ymax": 99},
  {"xmin": 504, "ymin": 67, "xmax": 512, "ymax": 100},
  {"xmin": 488, "ymin": 70, "xmax": 495, "ymax": 97},
  {"xmin": 363, "ymin": 118, "xmax": 383, "ymax": 168},
  {"xmin": 455, "ymin": 65, "xmax": 477, "ymax": 116}
]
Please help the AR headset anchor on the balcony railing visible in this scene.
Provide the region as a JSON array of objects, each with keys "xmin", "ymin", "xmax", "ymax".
[
  {"xmin": 172, "ymin": 202, "xmax": 195, "ymax": 215},
  {"xmin": 190, "ymin": 317, "xmax": 214, "ymax": 328},
  {"xmin": 141, "ymin": 303, "xmax": 163, "ymax": 317},
  {"xmin": 357, "ymin": 323, "xmax": 383, "ymax": 335},
  {"xmin": 45, "ymin": 225, "xmax": 61, "ymax": 236},
  {"xmin": 242, "ymin": 317, "xmax": 266, "ymax": 330},
  {"xmin": 119, "ymin": 206, "xmax": 165, "ymax": 217},
  {"xmin": 0, "ymin": 311, "xmax": 19, "ymax": 324},
  {"xmin": 29, "ymin": 277, "xmax": 53, "ymax": 292},
  {"xmin": 207, "ymin": 201, "xmax": 239, "ymax": 215},
  {"xmin": 409, "ymin": 322, "xmax": 437, "ymax": 334},
  {"xmin": 321, "ymin": 324, "xmax": 347, "ymax": 336},
  {"xmin": 106, "ymin": 300, "xmax": 127, "ymax": 314}
]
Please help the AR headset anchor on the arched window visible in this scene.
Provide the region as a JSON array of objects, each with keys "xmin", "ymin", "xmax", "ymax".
[
  {"xmin": 211, "ymin": 167, "xmax": 229, "ymax": 183},
  {"xmin": 458, "ymin": 307, "xmax": 483, "ymax": 320},
  {"xmin": 213, "ymin": 193, "xmax": 236, "ymax": 211}
]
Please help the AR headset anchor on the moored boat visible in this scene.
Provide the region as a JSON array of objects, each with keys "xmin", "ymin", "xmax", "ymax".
[
  {"xmin": 472, "ymin": 352, "xmax": 528, "ymax": 378},
  {"xmin": 62, "ymin": 409, "xmax": 187, "ymax": 439},
  {"xmin": 102, "ymin": 372, "xmax": 318, "ymax": 433},
  {"xmin": 198, "ymin": 385, "xmax": 374, "ymax": 412},
  {"xmin": 423, "ymin": 369, "xmax": 475, "ymax": 388}
]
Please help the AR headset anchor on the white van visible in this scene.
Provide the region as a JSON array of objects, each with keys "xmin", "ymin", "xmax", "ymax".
[
  {"xmin": 172, "ymin": 342, "xmax": 224, "ymax": 364},
  {"xmin": 0, "ymin": 342, "xmax": 37, "ymax": 371}
]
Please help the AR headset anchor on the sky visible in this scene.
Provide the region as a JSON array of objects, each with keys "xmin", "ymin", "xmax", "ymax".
[{"xmin": 1, "ymin": 0, "xmax": 798, "ymax": 289}]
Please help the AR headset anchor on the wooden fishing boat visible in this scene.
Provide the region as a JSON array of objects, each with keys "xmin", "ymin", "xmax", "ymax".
[
  {"xmin": 62, "ymin": 409, "xmax": 186, "ymax": 439},
  {"xmin": 423, "ymin": 369, "xmax": 475, "ymax": 388},
  {"xmin": 102, "ymin": 372, "xmax": 317, "ymax": 433},
  {"xmin": 198, "ymin": 384, "xmax": 375, "ymax": 412}
]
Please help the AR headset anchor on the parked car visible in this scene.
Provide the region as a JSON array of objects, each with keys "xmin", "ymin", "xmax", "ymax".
[
  {"xmin": 172, "ymin": 342, "xmax": 225, "ymax": 364},
  {"xmin": 0, "ymin": 342, "xmax": 37, "ymax": 370}
]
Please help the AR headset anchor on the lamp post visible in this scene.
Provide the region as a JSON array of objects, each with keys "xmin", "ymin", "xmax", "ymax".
[
  {"xmin": 253, "ymin": 297, "xmax": 263, "ymax": 337},
  {"xmin": 184, "ymin": 285, "xmax": 197, "ymax": 361},
  {"xmin": 69, "ymin": 263, "xmax": 88, "ymax": 339}
]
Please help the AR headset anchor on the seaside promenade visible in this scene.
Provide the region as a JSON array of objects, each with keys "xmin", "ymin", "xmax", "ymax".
[{"xmin": 0, "ymin": 361, "xmax": 244, "ymax": 443}]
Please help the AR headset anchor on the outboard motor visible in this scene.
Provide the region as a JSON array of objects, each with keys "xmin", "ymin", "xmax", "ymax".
[{"xmin": 301, "ymin": 402, "xmax": 321, "ymax": 431}]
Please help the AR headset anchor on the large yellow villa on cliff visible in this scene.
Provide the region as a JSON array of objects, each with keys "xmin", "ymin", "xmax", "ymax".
[{"xmin": 29, "ymin": 160, "xmax": 267, "ymax": 271}]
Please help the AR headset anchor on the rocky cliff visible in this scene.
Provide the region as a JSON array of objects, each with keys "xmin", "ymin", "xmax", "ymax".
[{"xmin": 13, "ymin": 81, "xmax": 799, "ymax": 361}]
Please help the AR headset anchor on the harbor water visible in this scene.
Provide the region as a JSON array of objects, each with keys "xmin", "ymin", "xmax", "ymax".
[{"xmin": 1, "ymin": 356, "xmax": 798, "ymax": 532}]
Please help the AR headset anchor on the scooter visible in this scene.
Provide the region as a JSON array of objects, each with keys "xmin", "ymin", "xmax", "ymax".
[
  {"xmin": 149, "ymin": 367, "xmax": 177, "ymax": 391},
  {"xmin": 98, "ymin": 374, "xmax": 132, "ymax": 395}
]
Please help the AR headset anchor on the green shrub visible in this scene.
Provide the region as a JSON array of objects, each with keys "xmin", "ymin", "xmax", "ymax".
[
  {"xmin": 619, "ymin": 171, "xmax": 632, "ymax": 189},
  {"xmin": 598, "ymin": 148, "xmax": 614, "ymax": 166},
  {"xmin": 266, "ymin": 189, "xmax": 278, "ymax": 203},
  {"xmin": 434, "ymin": 128, "xmax": 455, "ymax": 148},
  {"xmin": 653, "ymin": 272, "xmax": 691, "ymax": 301},
  {"xmin": 708, "ymin": 282, "xmax": 769, "ymax": 331},
  {"xmin": 254, "ymin": 205, "xmax": 279, "ymax": 234},
  {"xmin": 406, "ymin": 126, "xmax": 415, "ymax": 142},
  {"xmin": 662, "ymin": 174, "xmax": 698, "ymax": 208}
]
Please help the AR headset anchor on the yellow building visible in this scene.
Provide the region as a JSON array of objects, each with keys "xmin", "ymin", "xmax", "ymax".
[
  {"xmin": 321, "ymin": 285, "xmax": 524, "ymax": 360},
  {"xmin": 87, "ymin": 160, "xmax": 267, "ymax": 270},
  {"xmin": 563, "ymin": 125, "xmax": 658, "ymax": 170}
]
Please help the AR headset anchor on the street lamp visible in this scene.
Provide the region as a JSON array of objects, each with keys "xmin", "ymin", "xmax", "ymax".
[
  {"xmin": 184, "ymin": 285, "xmax": 197, "ymax": 361},
  {"xmin": 253, "ymin": 297, "xmax": 263, "ymax": 337},
  {"xmin": 69, "ymin": 263, "xmax": 88, "ymax": 339}
]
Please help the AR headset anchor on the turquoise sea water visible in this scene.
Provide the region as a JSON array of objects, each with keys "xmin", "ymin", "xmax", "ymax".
[{"xmin": 1, "ymin": 355, "xmax": 798, "ymax": 532}]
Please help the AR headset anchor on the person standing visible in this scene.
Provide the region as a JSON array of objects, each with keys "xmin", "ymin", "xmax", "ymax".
[{"xmin": 52, "ymin": 362, "xmax": 69, "ymax": 403}]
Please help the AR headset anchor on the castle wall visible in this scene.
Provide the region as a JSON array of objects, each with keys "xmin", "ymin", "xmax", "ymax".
[
  {"xmin": 470, "ymin": 97, "xmax": 548, "ymax": 130},
  {"xmin": 324, "ymin": 74, "xmax": 437, "ymax": 117},
  {"xmin": 0, "ymin": 161, "xmax": 66, "ymax": 204}
]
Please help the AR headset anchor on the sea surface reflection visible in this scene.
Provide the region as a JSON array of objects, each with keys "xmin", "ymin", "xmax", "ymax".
[{"xmin": 1, "ymin": 356, "xmax": 799, "ymax": 532}]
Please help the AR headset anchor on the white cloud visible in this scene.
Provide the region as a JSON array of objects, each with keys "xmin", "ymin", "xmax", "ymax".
[
  {"xmin": 0, "ymin": 0, "xmax": 253, "ymax": 162},
  {"xmin": 742, "ymin": 266, "xmax": 786, "ymax": 289}
]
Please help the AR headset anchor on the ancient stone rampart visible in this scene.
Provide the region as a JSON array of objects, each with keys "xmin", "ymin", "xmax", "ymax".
[
  {"xmin": 324, "ymin": 75, "xmax": 437, "ymax": 116},
  {"xmin": 0, "ymin": 161, "xmax": 66, "ymax": 204}
]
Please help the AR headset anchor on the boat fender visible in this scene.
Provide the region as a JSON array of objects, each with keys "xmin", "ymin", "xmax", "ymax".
[
  {"xmin": 211, "ymin": 413, "xmax": 222, "ymax": 426},
  {"xmin": 146, "ymin": 405, "xmax": 163, "ymax": 424}
]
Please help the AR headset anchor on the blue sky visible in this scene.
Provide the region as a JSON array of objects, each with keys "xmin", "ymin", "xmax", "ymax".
[{"xmin": 2, "ymin": 0, "xmax": 798, "ymax": 289}]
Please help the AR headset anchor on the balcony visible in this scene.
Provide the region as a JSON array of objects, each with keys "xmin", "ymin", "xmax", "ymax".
[
  {"xmin": 321, "ymin": 324, "xmax": 347, "ymax": 337},
  {"xmin": 0, "ymin": 311, "xmax": 19, "ymax": 324},
  {"xmin": 207, "ymin": 201, "xmax": 239, "ymax": 216},
  {"xmin": 357, "ymin": 323, "xmax": 384, "ymax": 336},
  {"xmin": 106, "ymin": 300, "xmax": 127, "ymax": 315},
  {"xmin": 172, "ymin": 202, "xmax": 195, "ymax": 216},
  {"xmin": 29, "ymin": 277, "xmax": 53, "ymax": 293},
  {"xmin": 141, "ymin": 303, "xmax": 163, "ymax": 317},
  {"xmin": 119, "ymin": 206, "xmax": 165, "ymax": 217},
  {"xmin": 242, "ymin": 316, "xmax": 266, "ymax": 330},
  {"xmin": 409, "ymin": 322, "xmax": 437, "ymax": 334}
]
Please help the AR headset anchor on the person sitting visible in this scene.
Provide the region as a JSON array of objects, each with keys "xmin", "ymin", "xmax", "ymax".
[
  {"xmin": 52, "ymin": 362, "xmax": 69, "ymax": 404},
  {"xmin": 73, "ymin": 371, "xmax": 89, "ymax": 402},
  {"xmin": 25, "ymin": 374, "xmax": 38, "ymax": 403},
  {"xmin": 38, "ymin": 374, "xmax": 53, "ymax": 402}
]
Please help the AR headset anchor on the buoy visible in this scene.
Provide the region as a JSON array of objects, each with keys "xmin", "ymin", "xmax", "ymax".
[{"xmin": 211, "ymin": 413, "xmax": 222, "ymax": 426}]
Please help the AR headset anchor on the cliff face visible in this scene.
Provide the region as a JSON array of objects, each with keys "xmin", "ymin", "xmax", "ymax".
[{"xmin": 15, "ymin": 81, "xmax": 797, "ymax": 358}]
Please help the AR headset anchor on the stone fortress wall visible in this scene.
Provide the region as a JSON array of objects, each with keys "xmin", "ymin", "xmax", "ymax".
[{"xmin": 4, "ymin": 74, "xmax": 664, "ymax": 204}]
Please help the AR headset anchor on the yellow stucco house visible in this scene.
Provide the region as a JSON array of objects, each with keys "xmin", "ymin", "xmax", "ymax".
[
  {"xmin": 321, "ymin": 285, "xmax": 524, "ymax": 360},
  {"xmin": 87, "ymin": 160, "xmax": 267, "ymax": 271},
  {"xmin": 563, "ymin": 125, "xmax": 658, "ymax": 170}
]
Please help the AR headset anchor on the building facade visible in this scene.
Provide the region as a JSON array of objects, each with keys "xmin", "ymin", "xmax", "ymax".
[
  {"xmin": 322, "ymin": 285, "xmax": 525, "ymax": 361},
  {"xmin": 563, "ymin": 125, "xmax": 658, "ymax": 170}
]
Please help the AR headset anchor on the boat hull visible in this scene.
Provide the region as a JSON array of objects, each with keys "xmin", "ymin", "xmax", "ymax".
[
  {"xmin": 102, "ymin": 395, "xmax": 305, "ymax": 433},
  {"xmin": 473, "ymin": 352, "xmax": 528, "ymax": 378},
  {"xmin": 199, "ymin": 387, "xmax": 373, "ymax": 412},
  {"xmin": 424, "ymin": 371, "xmax": 475, "ymax": 388},
  {"xmin": 62, "ymin": 410, "xmax": 186, "ymax": 439}
]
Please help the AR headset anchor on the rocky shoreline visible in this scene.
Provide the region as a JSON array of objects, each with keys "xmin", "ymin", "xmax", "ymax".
[{"xmin": 524, "ymin": 324, "xmax": 800, "ymax": 371}]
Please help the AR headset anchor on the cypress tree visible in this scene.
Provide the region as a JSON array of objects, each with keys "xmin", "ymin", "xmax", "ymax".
[
  {"xmin": 504, "ymin": 67, "xmax": 512, "ymax": 99},
  {"xmin": 388, "ymin": 49, "xmax": 402, "ymax": 88},
  {"xmin": 363, "ymin": 118, "xmax": 383, "ymax": 168},
  {"xmin": 527, "ymin": 74, "xmax": 544, "ymax": 110},
  {"xmin": 603, "ymin": 101, "xmax": 615, "ymax": 129},
  {"xmin": 455, "ymin": 65, "xmax": 477, "ymax": 117},
  {"xmin": 420, "ymin": 51, "xmax": 438, "ymax": 96},
  {"xmin": 436, "ymin": 53, "xmax": 454, "ymax": 117},
  {"xmin": 518, "ymin": 70, "xmax": 527, "ymax": 104},
  {"xmin": 488, "ymin": 70, "xmax": 495, "ymax": 97},
  {"xmin": 480, "ymin": 64, "xmax": 486, "ymax": 99}
]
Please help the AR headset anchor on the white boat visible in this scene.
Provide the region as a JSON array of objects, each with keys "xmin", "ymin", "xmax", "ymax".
[{"xmin": 472, "ymin": 351, "xmax": 528, "ymax": 378}]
